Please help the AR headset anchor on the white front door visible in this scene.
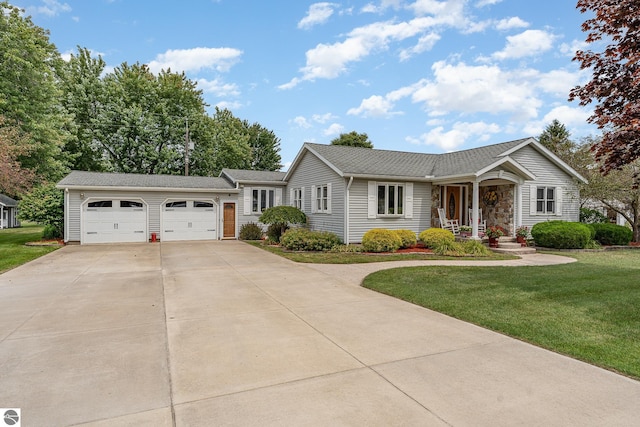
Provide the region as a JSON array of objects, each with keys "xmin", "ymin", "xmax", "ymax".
[
  {"xmin": 161, "ymin": 200, "xmax": 217, "ymax": 242},
  {"xmin": 83, "ymin": 200, "xmax": 147, "ymax": 244}
]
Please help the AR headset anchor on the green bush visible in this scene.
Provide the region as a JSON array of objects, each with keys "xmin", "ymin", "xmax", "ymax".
[
  {"xmin": 419, "ymin": 228, "xmax": 455, "ymax": 248},
  {"xmin": 239, "ymin": 222, "xmax": 264, "ymax": 240},
  {"xmin": 330, "ymin": 244, "xmax": 364, "ymax": 253},
  {"xmin": 432, "ymin": 240, "xmax": 466, "ymax": 256},
  {"xmin": 18, "ymin": 183, "xmax": 64, "ymax": 238},
  {"xmin": 42, "ymin": 224, "xmax": 62, "ymax": 240},
  {"xmin": 280, "ymin": 228, "xmax": 342, "ymax": 251},
  {"xmin": 588, "ymin": 223, "xmax": 633, "ymax": 246},
  {"xmin": 463, "ymin": 239, "xmax": 491, "ymax": 256},
  {"xmin": 394, "ymin": 229, "xmax": 417, "ymax": 249},
  {"xmin": 266, "ymin": 223, "xmax": 288, "ymax": 243},
  {"xmin": 362, "ymin": 228, "xmax": 402, "ymax": 253},
  {"xmin": 580, "ymin": 207, "xmax": 608, "ymax": 224},
  {"xmin": 531, "ymin": 221, "xmax": 592, "ymax": 249}
]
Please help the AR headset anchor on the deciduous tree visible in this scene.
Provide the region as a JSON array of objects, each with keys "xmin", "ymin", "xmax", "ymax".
[
  {"xmin": 0, "ymin": 117, "xmax": 35, "ymax": 197},
  {"xmin": 330, "ymin": 131, "xmax": 374, "ymax": 148},
  {"xmin": 569, "ymin": 0, "xmax": 640, "ymax": 173}
]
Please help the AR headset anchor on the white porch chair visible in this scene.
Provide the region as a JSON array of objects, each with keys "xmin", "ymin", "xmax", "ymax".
[
  {"xmin": 468, "ymin": 208, "xmax": 486, "ymax": 234},
  {"xmin": 437, "ymin": 207, "xmax": 460, "ymax": 235}
]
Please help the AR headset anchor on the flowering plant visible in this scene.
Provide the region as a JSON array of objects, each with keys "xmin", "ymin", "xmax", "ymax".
[
  {"xmin": 485, "ymin": 225, "xmax": 505, "ymax": 238},
  {"xmin": 516, "ymin": 226, "xmax": 529, "ymax": 238},
  {"xmin": 459, "ymin": 225, "xmax": 472, "ymax": 232}
]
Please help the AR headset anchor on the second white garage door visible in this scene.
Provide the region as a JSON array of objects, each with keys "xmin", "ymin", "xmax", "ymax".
[{"xmin": 162, "ymin": 200, "xmax": 217, "ymax": 242}]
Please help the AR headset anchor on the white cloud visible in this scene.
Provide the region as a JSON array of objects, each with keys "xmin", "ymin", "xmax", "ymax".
[
  {"xmin": 148, "ymin": 47, "xmax": 243, "ymax": 74},
  {"xmin": 399, "ymin": 32, "xmax": 441, "ymax": 61},
  {"xmin": 197, "ymin": 78, "xmax": 240, "ymax": 97},
  {"xmin": 410, "ymin": 61, "xmax": 542, "ymax": 120},
  {"xmin": 292, "ymin": 116, "xmax": 312, "ymax": 128},
  {"xmin": 280, "ymin": 2, "xmax": 470, "ymax": 89},
  {"xmin": 476, "ymin": 0, "xmax": 503, "ymax": 6},
  {"xmin": 523, "ymin": 106, "xmax": 592, "ymax": 137},
  {"xmin": 492, "ymin": 29, "xmax": 556, "ymax": 60},
  {"xmin": 298, "ymin": 2, "xmax": 337, "ymax": 30},
  {"xmin": 560, "ymin": 39, "xmax": 589, "ymax": 57},
  {"xmin": 409, "ymin": 121, "xmax": 501, "ymax": 151},
  {"xmin": 313, "ymin": 113, "xmax": 338, "ymax": 123},
  {"xmin": 535, "ymin": 69, "xmax": 582, "ymax": 97},
  {"xmin": 324, "ymin": 123, "xmax": 344, "ymax": 136},
  {"xmin": 26, "ymin": 0, "xmax": 71, "ymax": 17},
  {"xmin": 495, "ymin": 17, "xmax": 529, "ymax": 31},
  {"xmin": 347, "ymin": 95, "xmax": 399, "ymax": 118},
  {"xmin": 361, "ymin": 0, "xmax": 402, "ymax": 14},
  {"xmin": 215, "ymin": 100, "xmax": 243, "ymax": 110}
]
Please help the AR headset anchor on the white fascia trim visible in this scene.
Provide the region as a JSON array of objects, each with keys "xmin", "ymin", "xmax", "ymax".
[
  {"xmin": 348, "ymin": 173, "xmax": 433, "ymax": 182},
  {"xmin": 56, "ymin": 185, "xmax": 240, "ymax": 193},
  {"xmin": 235, "ymin": 180, "xmax": 287, "ymax": 186},
  {"xmin": 475, "ymin": 156, "xmax": 536, "ymax": 181}
]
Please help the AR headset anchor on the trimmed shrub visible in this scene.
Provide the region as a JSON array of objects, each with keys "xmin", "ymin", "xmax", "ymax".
[
  {"xmin": 432, "ymin": 240, "xmax": 466, "ymax": 256},
  {"xmin": 531, "ymin": 221, "xmax": 592, "ymax": 249},
  {"xmin": 394, "ymin": 229, "xmax": 417, "ymax": 249},
  {"xmin": 362, "ymin": 228, "xmax": 403, "ymax": 253},
  {"xmin": 419, "ymin": 228, "xmax": 455, "ymax": 248},
  {"xmin": 43, "ymin": 224, "xmax": 62, "ymax": 240},
  {"xmin": 580, "ymin": 207, "xmax": 608, "ymax": 224},
  {"xmin": 463, "ymin": 239, "xmax": 491, "ymax": 256},
  {"xmin": 239, "ymin": 222, "xmax": 263, "ymax": 240},
  {"xmin": 588, "ymin": 223, "xmax": 633, "ymax": 246},
  {"xmin": 280, "ymin": 228, "xmax": 342, "ymax": 251},
  {"xmin": 266, "ymin": 223, "xmax": 288, "ymax": 243}
]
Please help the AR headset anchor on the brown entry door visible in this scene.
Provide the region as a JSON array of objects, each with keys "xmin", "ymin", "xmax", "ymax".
[
  {"xmin": 445, "ymin": 187, "xmax": 461, "ymax": 223},
  {"xmin": 223, "ymin": 203, "xmax": 236, "ymax": 238}
]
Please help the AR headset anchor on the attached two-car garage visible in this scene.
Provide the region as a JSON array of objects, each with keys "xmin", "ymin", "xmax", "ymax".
[{"xmin": 82, "ymin": 198, "xmax": 219, "ymax": 244}]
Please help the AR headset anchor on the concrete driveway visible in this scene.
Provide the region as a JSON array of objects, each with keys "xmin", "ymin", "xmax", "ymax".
[{"xmin": 0, "ymin": 241, "xmax": 638, "ymax": 426}]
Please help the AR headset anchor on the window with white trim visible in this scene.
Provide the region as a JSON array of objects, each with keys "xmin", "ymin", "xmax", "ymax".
[
  {"xmin": 377, "ymin": 183, "xmax": 404, "ymax": 216},
  {"xmin": 536, "ymin": 186, "xmax": 555, "ymax": 214},
  {"xmin": 316, "ymin": 185, "xmax": 328, "ymax": 213},
  {"xmin": 252, "ymin": 188, "xmax": 275, "ymax": 213},
  {"xmin": 292, "ymin": 188, "xmax": 303, "ymax": 210}
]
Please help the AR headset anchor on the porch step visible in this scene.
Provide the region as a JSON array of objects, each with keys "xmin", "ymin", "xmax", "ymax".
[{"xmin": 489, "ymin": 236, "xmax": 537, "ymax": 255}]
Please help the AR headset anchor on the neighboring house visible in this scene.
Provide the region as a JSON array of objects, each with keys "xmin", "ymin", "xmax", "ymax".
[
  {"xmin": 0, "ymin": 194, "xmax": 20, "ymax": 229},
  {"xmin": 57, "ymin": 137, "xmax": 587, "ymax": 244}
]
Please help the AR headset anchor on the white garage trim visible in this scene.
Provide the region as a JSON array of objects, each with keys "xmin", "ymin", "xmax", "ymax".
[
  {"xmin": 160, "ymin": 198, "xmax": 218, "ymax": 242},
  {"xmin": 81, "ymin": 197, "xmax": 148, "ymax": 244}
]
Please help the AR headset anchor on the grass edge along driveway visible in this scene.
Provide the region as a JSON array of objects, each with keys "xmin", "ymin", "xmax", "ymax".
[
  {"xmin": 0, "ymin": 224, "xmax": 60, "ymax": 274},
  {"xmin": 363, "ymin": 250, "xmax": 640, "ymax": 380}
]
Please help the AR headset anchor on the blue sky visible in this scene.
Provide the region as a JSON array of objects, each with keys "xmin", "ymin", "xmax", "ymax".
[{"xmin": 15, "ymin": 0, "xmax": 595, "ymax": 169}]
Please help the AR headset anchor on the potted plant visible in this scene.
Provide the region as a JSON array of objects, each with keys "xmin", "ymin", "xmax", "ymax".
[
  {"xmin": 459, "ymin": 225, "xmax": 472, "ymax": 237},
  {"xmin": 516, "ymin": 226, "xmax": 529, "ymax": 246},
  {"xmin": 485, "ymin": 225, "xmax": 505, "ymax": 247}
]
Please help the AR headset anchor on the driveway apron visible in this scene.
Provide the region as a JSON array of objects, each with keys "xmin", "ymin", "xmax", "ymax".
[{"xmin": 0, "ymin": 241, "xmax": 638, "ymax": 426}]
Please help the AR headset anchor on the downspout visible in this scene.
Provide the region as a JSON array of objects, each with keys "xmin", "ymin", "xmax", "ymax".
[
  {"xmin": 345, "ymin": 176, "xmax": 354, "ymax": 245},
  {"xmin": 64, "ymin": 188, "xmax": 69, "ymax": 243}
]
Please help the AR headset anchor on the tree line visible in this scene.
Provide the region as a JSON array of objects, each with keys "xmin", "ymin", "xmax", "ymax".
[{"xmin": 0, "ymin": 2, "xmax": 281, "ymax": 200}]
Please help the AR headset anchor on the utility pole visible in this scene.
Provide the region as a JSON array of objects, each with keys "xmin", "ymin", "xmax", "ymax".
[{"xmin": 185, "ymin": 117, "xmax": 190, "ymax": 176}]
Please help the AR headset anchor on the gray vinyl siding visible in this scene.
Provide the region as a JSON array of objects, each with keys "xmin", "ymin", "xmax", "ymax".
[
  {"xmin": 348, "ymin": 180, "xmax": 431, "ymax": 243},
  {"xmin": 286, "ymin": 151, "xmax": 345, "ymax": 239},
  {"xmin": 66, "ymin": 189, "xmax": 238, "ymax": 242},
  {"xmin": 510, "ymin": 145, "xmax": 581, "ymax": 227},
  {"xmin": 237, "ymin": 186, "xmax": 286, "ymax": 231}
]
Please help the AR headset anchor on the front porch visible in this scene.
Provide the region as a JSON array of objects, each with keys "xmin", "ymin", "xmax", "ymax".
[{"xmin": 431, "ymin": 179, "xmax": 527, "ymax": 240}]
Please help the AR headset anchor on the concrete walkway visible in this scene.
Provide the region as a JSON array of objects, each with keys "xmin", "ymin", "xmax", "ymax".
[{"xmin": 0, "ymin": 241, "xmax": 637, "ymax": 426}]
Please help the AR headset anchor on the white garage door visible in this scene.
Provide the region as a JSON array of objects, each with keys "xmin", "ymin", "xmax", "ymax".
[
  {"xmin": 162, "ymin": 200, "xmax": 217, "ymax": 242},
  {"xmin": 83, "ymin": 200, "xmax": 147, "ymax": 244}
]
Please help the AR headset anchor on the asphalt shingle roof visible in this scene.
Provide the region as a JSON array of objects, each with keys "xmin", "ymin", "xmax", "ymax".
[
  {"xmin": 305, "ymin": 143, "xmax": 438, "ymax": 178},
  {"xmin": 0, "ymin": 194, "xmax": 18, "ymax": 207},
  {"xmin": 221, "ymin": 168, "xmax": 286, "ymax": 183},
  {"xmin": 305, "ymin": 138, "xmax": 530, "ymax": 179},
  {"xmin": 57, "ymin": 171, "xmax": 236, "ymax": 190}
]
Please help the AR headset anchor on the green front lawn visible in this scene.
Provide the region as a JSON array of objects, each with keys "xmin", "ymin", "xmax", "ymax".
[
  {"xmin": 0, "ymin": 223, "xmax": 61, "ymax": 274},
  {"xmin": 363, "ymin": 250, "xmax": 640, "ymax": 379}
]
